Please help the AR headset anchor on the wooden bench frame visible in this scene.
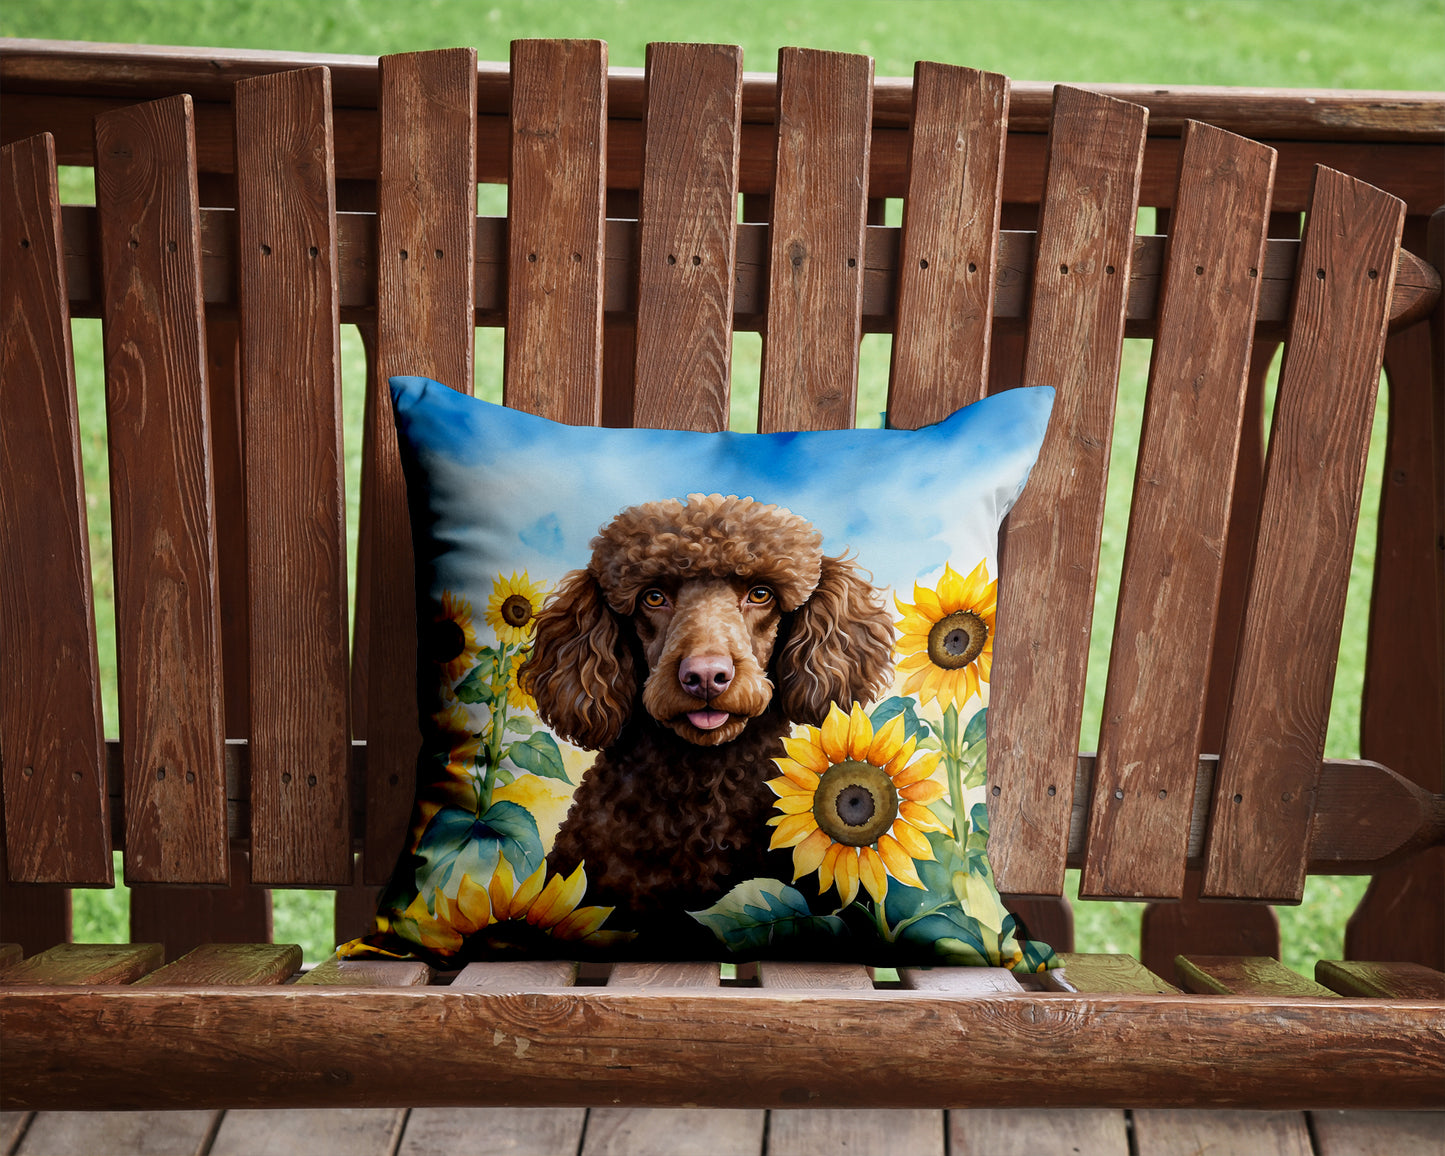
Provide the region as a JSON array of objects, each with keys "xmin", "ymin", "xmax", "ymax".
[{"xmin": 1, "ymin": 38, "xmax": 1442, "ymax": 1111}]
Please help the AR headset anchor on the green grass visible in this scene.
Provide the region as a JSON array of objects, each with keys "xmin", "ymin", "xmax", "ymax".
[{"xmin": 29, "ymin": 0, "xmax": 1440, "ymax": 968}]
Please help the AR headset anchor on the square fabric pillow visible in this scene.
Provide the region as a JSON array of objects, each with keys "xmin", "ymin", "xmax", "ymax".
[{"xmin": 343, "ymin": 377, "xmax": 1057, "ymax": 973}]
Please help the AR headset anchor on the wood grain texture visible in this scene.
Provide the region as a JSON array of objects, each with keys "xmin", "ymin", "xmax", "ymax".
[
  {"xmin": 0, "ymin": 942, "xmax": 161, "ymax": 985},
  {"xmin": 15, "ymin": 1110, "xmax": 219, "ymax": 1156},
  {"xmin": 132, "ymin": 942, "xmax": 301, "ymax": 986},
  {"xmin": 1310, "ymin": 1110, "xmax": 1445, "ymax": 1156},
  {"xmin": 0, "ymin": 876, "xmax": 69, "ymax": 957},
  {"xmin": 950, "ymin": 1109, "xmax": 1128, "ymax": 1156},
  {"xmin": 1083, "ymin": 123, "xmax": 1275, "ymax": 900},
  {"xmin": 93, "ymin": 95, "xmax": 228, "ymax": 885},
  {"xmin": 1316, "ymin": 959, "xmax": 1445, "ymax": 998},
  {"xmin": 401, "ymin": 1108, "xmax": 587, "ymax": 1156},
  {"xmin": 1131, "ymin": 1110, "xmax": 1312, "ymax": 1156},
  {"xmin": 756, "ymin": 962, "xmax": 872, "ymax": 990},
  {"xmin": 1139, "ymin": 869, "xmax": 1279, "ymax": 981},
  {"xmin": 233, "ymin": 67, "xmax": 352, "ymax": 885},
  {"xmin": 899, "ymin": 967, "xmax": 1023, "ymax": 993},
  {"xmin": 1175, "ymin": 955, "xmax": 1336, "ymax": 997},
  {"xmin": 0, "ymin": 132, "xmax": 111, "ymax": 885},
  {"xmin": 609, "ymin": 962, "xmax": 719, "ymax": 988},
  {"xmin": 210, "ymin": 1109, "xmax": 404, "ymax": 1156},
  {"xmin": 297, "ymin": 953, "xmax": 432, "ymax": 987},
  {"xmin": 757, "ymin": 48, "xmax": 873, "ymax": 434},
  {"xmin": 1040, "ymin": 953, "xmax": 1180, "ymax": 994},
  {"xmin": 451, "ymin": 960, "xmax": 579, "ymax": 988},
  {"xmin": 584, "ymin": 1109, "xmax": 763, "ymax": 1156},
  {"xmin": 1203, "ymin": 167, "xmax": 1406, "ymax": 903},
  {"xmin": 504, "ymin": 39, "xmax": 606, "ymax": 424},
  {"xmin": 888, "ymin": 63, "xmax": 1009, "ymax": 428},
  {"xmin": 1347, "ymin": 850, "xmax": 1445, "ymax": 971},
  {"xmin": 362, "ymin": 48, "xmax": 478, "ymax": 885},
  {"xmin": 768, "ymin": 1110, "xmax": 943, "ymax": 1156},
  {"xmin": 3, "ymin": 988, "xmax": 1443, "ymax": 1110},
  {"xmin": 987, "ymin": 87, "xmax": 1148, "ymax": 896},
  {"xmin": 631, "ymin": 42, "xmax": 742, "ymax": 432},
  {"xmin": 128, "ymin": 847, "xmax": 271, "ymax": 962}
]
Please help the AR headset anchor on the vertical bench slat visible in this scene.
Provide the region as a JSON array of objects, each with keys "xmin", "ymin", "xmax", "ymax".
[
  {"xmin": 504, "ymin": 39, "xmax": 607, "ymax": 425},
  {"xmin": 0, "ymin": 133, "xmax": 111, "ymax": 885},
  {"xmin": 758, "ymin": 48, "xmax": 873, "ymax": 434},
  {"xmin": 887, "ymin": 63, "xmax": 1009, "ymax": 428},
  {"xmin": 1204, "ymin": 167, "xmax": 1406, "ymax": 903},
  {"xmin": 363, "ymin": 48, "xmax": 478, "ymax": 884},
  {"xmin": 1082, "ymin": 122, "xmax": 1275, "ymax": 901},
  {"xmin": 631, "ymin": 41, "xmax": 742, "ymax": 432},
  {"xmin": 986, "ymin": 88, "xmax": 1147, "ymax": 897},
  {"xmin": 93, "ymin": 95, "xmax": 229, "ymax": 885},
  {"xmin": 233, "ymin": 68, "xmax": 352, "ymax": 885}
]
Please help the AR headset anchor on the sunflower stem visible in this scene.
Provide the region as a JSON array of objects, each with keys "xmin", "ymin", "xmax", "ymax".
[
  {"xmin": 942, "ymin": 703, "xmax": 966, "ymax": 850},
  {"xmin": 478, "ymin": 644, "xmax": 515, "ymax": 814}
]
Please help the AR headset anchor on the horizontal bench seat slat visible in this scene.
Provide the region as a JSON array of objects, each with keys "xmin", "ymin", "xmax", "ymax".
[
  {"xmin": 1315, "ymin": 959, "xmax": 1445, "ymax": 999},
  {"xmin": 1176, "ymin": 955, "xmax": 1337, "ymax": 997},
  {"xmin": 0, "ymin": 942, "xmax": 162, "ymax": 985},
  {"xmin": 132, "ymin": 942, "xmax": 301, "ymax": 986}
]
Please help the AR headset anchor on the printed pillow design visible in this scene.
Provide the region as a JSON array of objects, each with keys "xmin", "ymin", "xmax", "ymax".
[{"xmin": 343, "ymin": 377, "xmax": 1057, "ymax": 972}]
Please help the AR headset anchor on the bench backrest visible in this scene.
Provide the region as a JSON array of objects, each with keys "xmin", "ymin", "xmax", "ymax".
[{"xmin": 1, "ymin": 43, "xmax": 1439, "ymax": 936}]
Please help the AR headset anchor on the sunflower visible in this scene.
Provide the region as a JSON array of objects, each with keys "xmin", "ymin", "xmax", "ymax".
[
  {"xmin": 426, "ymin": 591, "xmax": 481, "ymax": 685},
  {"xmin": 485, "ymin": 571, "xmax": 548, "ymax": 646},
  {"xmin": 894, "ymin": 560, "xmax": 997, "ymax": 710},
  {"xmin": 503, "ymin": 653, "xmax": 537, "ymax": 713},
  {"xmin": 767, "ymin": 702, "xmax": 951, "ymax": 907}
]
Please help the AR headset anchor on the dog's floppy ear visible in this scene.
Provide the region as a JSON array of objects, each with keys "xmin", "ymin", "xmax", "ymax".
[
  {"xmin": 775, "ymin": 554, "xmax": 895, "ymax": 725},
  {"xmin": 518, "ymin": 568, "xmax": 635, "ymax": 750}
]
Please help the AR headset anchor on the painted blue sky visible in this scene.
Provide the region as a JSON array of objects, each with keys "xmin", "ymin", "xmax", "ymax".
[{"xmin": 391, "ymin": 377, "xmax": 1054, "ymax": 600}]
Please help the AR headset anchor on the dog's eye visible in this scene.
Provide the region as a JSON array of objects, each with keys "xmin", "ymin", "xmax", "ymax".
[
  {"xmin": 746, "ymin": 586, "xmax": 774, "ymax": 605},
  {"xmin": 641, "ymin": 589, "xmax": 668, "ymax": 609}
]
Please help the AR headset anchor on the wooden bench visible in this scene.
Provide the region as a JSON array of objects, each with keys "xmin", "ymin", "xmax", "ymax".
[{"xmin": 1, "ymin": 38, "xmax": 1442, "ymax": 1116}]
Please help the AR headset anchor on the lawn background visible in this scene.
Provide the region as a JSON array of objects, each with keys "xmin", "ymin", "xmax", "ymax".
[{"xmin": 5, "ymin": 0, "xmax": 1442, "ymax": 969}]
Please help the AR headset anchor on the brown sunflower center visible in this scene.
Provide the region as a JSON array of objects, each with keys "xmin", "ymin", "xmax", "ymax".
[
  {"xmin": 425, "ymin": 618, "xmax": 467, "ymax": 664},
  {"xmin": 500, "ymin": 594, "xmax": 534, "ymax": 628},
  {"xmin": 813, "ymin": 760, "xmax": 898, "ymax": 847},
  {"xmin": 927, "ymin": 609, "xmax": 988, "ymax": 670}
]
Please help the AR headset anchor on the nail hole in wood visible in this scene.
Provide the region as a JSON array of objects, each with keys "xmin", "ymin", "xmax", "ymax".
[
  {"xmin": 186, "ymin": 771, "xmax": 195, "ymax": 783},
  {"xmin": 572, "ymin": 252, "xmax": 582, "ymax": 262},
  {"xmin": 1105, "ymin": 264, "xmax": 1115, "ymax": 275},
  {"xmin": 1059, "ymin": 263, "xmax": 1069, "ymax": 274},
  {"xmin": 129, "ymin": 239, "xmax": 139, "ymax": 250},
  {"xmin": 1368, "ymin": 268, "xmax": 1378, "ymax": 279},
  {"xmin": 156, "ymin": 768, "xmax": 166, "ymax": 781},
  {"xmin": 692, "ymin": 255, "xmax": 701, "ymax": 266},
  {"xmin": 668, "ymin": 254, "xmax": 677, "ymax": 265},
  {"xmin": 400, "ymin": 249, "xmax": 409, "ymax": 260},
  {"xmin": 260, "ymin": 244, "xmax": 271, "ymax": 256},
  {"xmin": 919, "ymin": 258, "xmax": 929, "ymax": 269},
  {"xmin": 1315, "ymin": 268, "xmax": 1325, "ymax": 280},
  {"xmin": 308, "ymin": 246, "xmax": 319, "ymax": 258},
  {"xmin": 22, "ymin": 766, "xmax": 33, "ymax": 778},
  {"xmin": 1194, "ymin": 265, "xmax": 1203, "ymax": 275},
  {"xmin": 1113, "ymin": 788, "xmax": 1124, "ymax": 800},
  {"xmin": 1249, "ymin": 268, "xmax": 1258, "ymax": 277},
  {"xmin": 991, "ymin": 785, "xmax": 1000, "ymax": 796},
  {"xmin": 19, "ymin": 238, "xmax": 30, "ymax": 249},
  {"xmin": 435, "ymin": 249, "xmax": 444, "ymax": 260},
  {"xmin": 1158, "ymin": 789, "xmax": 1167, "ymax": 799},
  {"xmin": 308, "ymin": 774, "xmax": 318, "ymax": 787},
  {"xmin": 167, "ymin": 240, "xmax": 177, "ymax": 253},
  {"xmin": 71, "ymin": 771, "xmax": 82, "ymax": 783},
  {"xmin": 282, "ymin": 772, "xmax": 292, "ymax": 784},
  {"xmin": 847, "ymin": 257, "xmax": 857, "ymax": 268},
  {"xmin": 1046, "ymin": 785, "xmax": 1056, "ymax": 797},
  {"xmin": 967, "ymin": 261, "xmax": 977, "ymax": 273},
  {"xmin": 528, "ymin": 253, "xmax": 537, "ymax": 263},
  {"xmin": 1233, "ymin": 793, "xmax": 1243, "ymax": 803}
]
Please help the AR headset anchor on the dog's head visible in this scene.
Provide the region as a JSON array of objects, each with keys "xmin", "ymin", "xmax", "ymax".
[{"xmin": 518, "ymin": 493, "xmax": 894, "ymax": 749}]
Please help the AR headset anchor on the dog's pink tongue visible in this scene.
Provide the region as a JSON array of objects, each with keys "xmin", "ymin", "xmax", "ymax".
[{"xmin": 687, "ymin": 709, "xmax": 730, "ymax": 731}]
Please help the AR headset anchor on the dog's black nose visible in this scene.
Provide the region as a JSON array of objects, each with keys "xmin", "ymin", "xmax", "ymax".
[{"xmin": 679, "ymin": 654, "xmax": 734, "ymax": 699}]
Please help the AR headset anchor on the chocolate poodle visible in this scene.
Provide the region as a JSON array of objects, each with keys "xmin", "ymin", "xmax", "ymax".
[{"xmin": 517, "ymin": 493, "xmax": 894, "ymax": 923}]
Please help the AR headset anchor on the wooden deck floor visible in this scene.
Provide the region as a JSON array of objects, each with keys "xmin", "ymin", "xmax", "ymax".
[{"xmin": 4, "ymin": 1108, "xmax": 1443, "ymax": 1155}]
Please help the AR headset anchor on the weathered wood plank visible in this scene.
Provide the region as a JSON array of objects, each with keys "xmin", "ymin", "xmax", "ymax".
[
  {"xmin": 1132, "ymin": 1110, "xmax": 1312, "ymax": 1156},
  {"xmin": 451, "ymin": 960, "xmax": 579, "ymax": 988},
  {"xmin": 888, "ymin": 63, "xmax": 1009, "ymax": 427},
  {"xmin": 0, "ymin": 879, "xmax": 69, "ymax": 959},
  {"xmin": 607, "ymin": 962, "xmax": 720, "ymax": 989},
  {"xmin": 362, "ymin": 48, "xmax": 478, "ymax": 886},
  {"xmin": 0, "ymin": 942, "xmax": 162, "ymax": 985},
  {"xmin": 297, "ymin": 953, "xmax": 432, "ymax": 987},
  {"xmin": 757, "ymin": 47, "xmax": 872, "ymax": 434},
  {"xmin": 0, "ymin": 132, "xmax": 110, "ymax": 885},
  {"xmin": 0, "ymin": 945, "xmax": 20, "ymax": 968},
  {"xmin": 401, "ymin": 1108, "xmax": 588, "ymax": 1156},
  {"xmin": 132, "ymin": 942, "xmax": 301, "ymax": 987},
  {"xmin": 769, "ymin": 1110, "xmax": 943, "ymax": 1156},
  {"xmin": 1139, "ymin": 869, "xmax": 1280, "ymax": 981},
  {"xmin": 1316, "ymin": 959, "xmax": 1445, "ymax": 999},
  {"xmin": 3, "ymin": 988, "xmax": 1442, "ymax": 1110},
  {"xmin": 1204, "ymin": 167, "xmax": 1406, "ymax": 903},
  {"xmin": 756, "ymin": 962, "xmax": 872, "ymax": 990},
  {"xmin": 504, "ymin": 38, "xmax": 606, "ymax": 425},
  {"xmin": 233, "ymin": 66, "xmax": 352, "ymax": 885},
  {"xmin": 1040, "ymin": 953, "xmax": 1180, "ymax": 994},
  {"xmin": 210, "ymin": 1109, "xmax": 404, "ymax": 1156},
  {"xmin": 1083, "ymin": 122, "xmax": 1275, "ymax": 901},
  {"xmin": 899, "ymin": 967, "xmax": 1023, "ymax": 993},
  {"xmin": 950, "ymin": 1109, "xmax": 1128, "ymax": 1155},
  {"xmin": 987, "ymin": 87, "xmax": 1147, "ymax": 896},
  {"xmin": 631, "ymin": 42, "xmax": 741, "ymax": 432},
  {"xmin": 128, "ymin": 846, "xmax": 271, "ymax": 963},
  {"xmin": 583, "ymin": 1108, "xmax": 763, "ymax": 1156},
  {"xmin": 1310, "ymin": 1110, "xmax": 1445, "ymax": 1156},
  {"xmin": 93, "ymin": 94, "xmax": 229, "ymax": 886},
  {"xmin": 15, "ymin": 1110, "xmax": 219, "ymax": 1156},
  {"xmin": 1175, "ymin": 955, "xmax": 1337, "ymax": 997}
]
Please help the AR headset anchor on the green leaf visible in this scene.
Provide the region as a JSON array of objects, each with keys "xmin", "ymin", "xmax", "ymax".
[
  {"xmin": 453, "ymin": 664, "xmax": 492, "ymax": 705},
  {"xmin": 506, "ymin": 731, "xmax": 568, "ymax": 782},
  {"xmin": 960, "ymin": 706, "xmax": 988, "ymax": 748},
  {"xmin": 688, "ymin": 879, "xmax": 846, "ymax": 954},
  {"xmin": 869, "ymin": 696, "xmax": 931, "ymax": 741},
  {"xmin": 413, "ymin": 800, "xmax": 544, "ymax": 899},
  {"xmin": 504, "ymin": 714, "xmax": 535, "ymax": 736}
]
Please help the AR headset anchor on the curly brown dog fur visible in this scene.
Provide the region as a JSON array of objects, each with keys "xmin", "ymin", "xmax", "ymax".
[{"xmin": 518, "ymin": 494, "xmax": 895, "ymax": 917}]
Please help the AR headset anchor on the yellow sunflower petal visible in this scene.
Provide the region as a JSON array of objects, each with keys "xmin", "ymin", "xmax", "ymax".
[
  {"xmin": 769, "ymin": 811, "xmax": 820, "ymax": 850},
  {"xmin": 530, "ymin": 863, "xmax": 587, "ymax": 928},
  {"xmin": 781, "ymin": 734, "xmax": 830, "ymax": 775},
  {"xmin": 845, "ymin": 702, "xmax": 873, "ymax": 760},
  {"xmin": 512, "ymin": 862, "xmax": 547, "ymax": 916},
  {"xmin": 883, "ymin": 735, "xmax": 920, "ymax": 776},
  {"xmin": 818, "ymin": 842, "xmax": 845, "ymax": 895},
  {"xmin": 877, "ymin": 834, "xmax": 926, "ymax": 888},
  {"xmin": 488, "ymin": 857, "xmax": 516, "ymax": 921},
  {"xmin": 957, "ymin": 558, "xmax": 992, "ymax": 605},
  {"xmin": 772, "ymin": 757, "xmax": 821, "ymax": 789},
  {"xmin": 791, "ymin": 827, "xmax": 833, "ymax": 882},
  {"xmin": 866, "ymin": 712, "xmax": 907, "ymax": 766},
  {"xmin": 772, "ymin": 792, "xmax": 815, "ymax": 815},
  {"xmin": 900, "ymin": 799, "xmax": 953, "ymax": 833},
  {"xmin": 891, "ymin": 819, "xmax": 937, "ymax": 862},
  {"xmin": 892, "ymin": 749, "xmax": 940, "ymax": 786},
  {"xmin": 901, "ymin": 667, "xmax": 929, "ymax": 699},
  {"xmin": 900, "ymin": 777, "xmax": 947, "ymax": 804},
  {"xmin": 896, "ymin": 650, "xmax": 934, "ymax": 673},
  {"xmin": 835, "ymin": 847, "xmax": 860, "ymax": 906},
  {"xmin": 819, "ymin": 703, "xmax": 850, "ymax": 764},
  {"xmin": 936, "ymin": 563, "xmax": 967, "ymax": 611},
  {"xmin": 552, "ymin": 905, "xmax": 612, "ymax": 940},
  {"xmin": 911, "ymin": 582, "xmax": 944, "ymax": 620},
  {"xmin": 858, "ymin": 846, "xmax": 888, "ymax": 904},
  {"xmin": 977, "ymin": 649, "xmax": 993, "ymax": 684},
  {"xmin": 455, "ymin": 873, "xmax": 492, "ymax": 930},
  {"xmin": 403, "ymin": 890, "xmax": 434, "ymax": 924}
]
